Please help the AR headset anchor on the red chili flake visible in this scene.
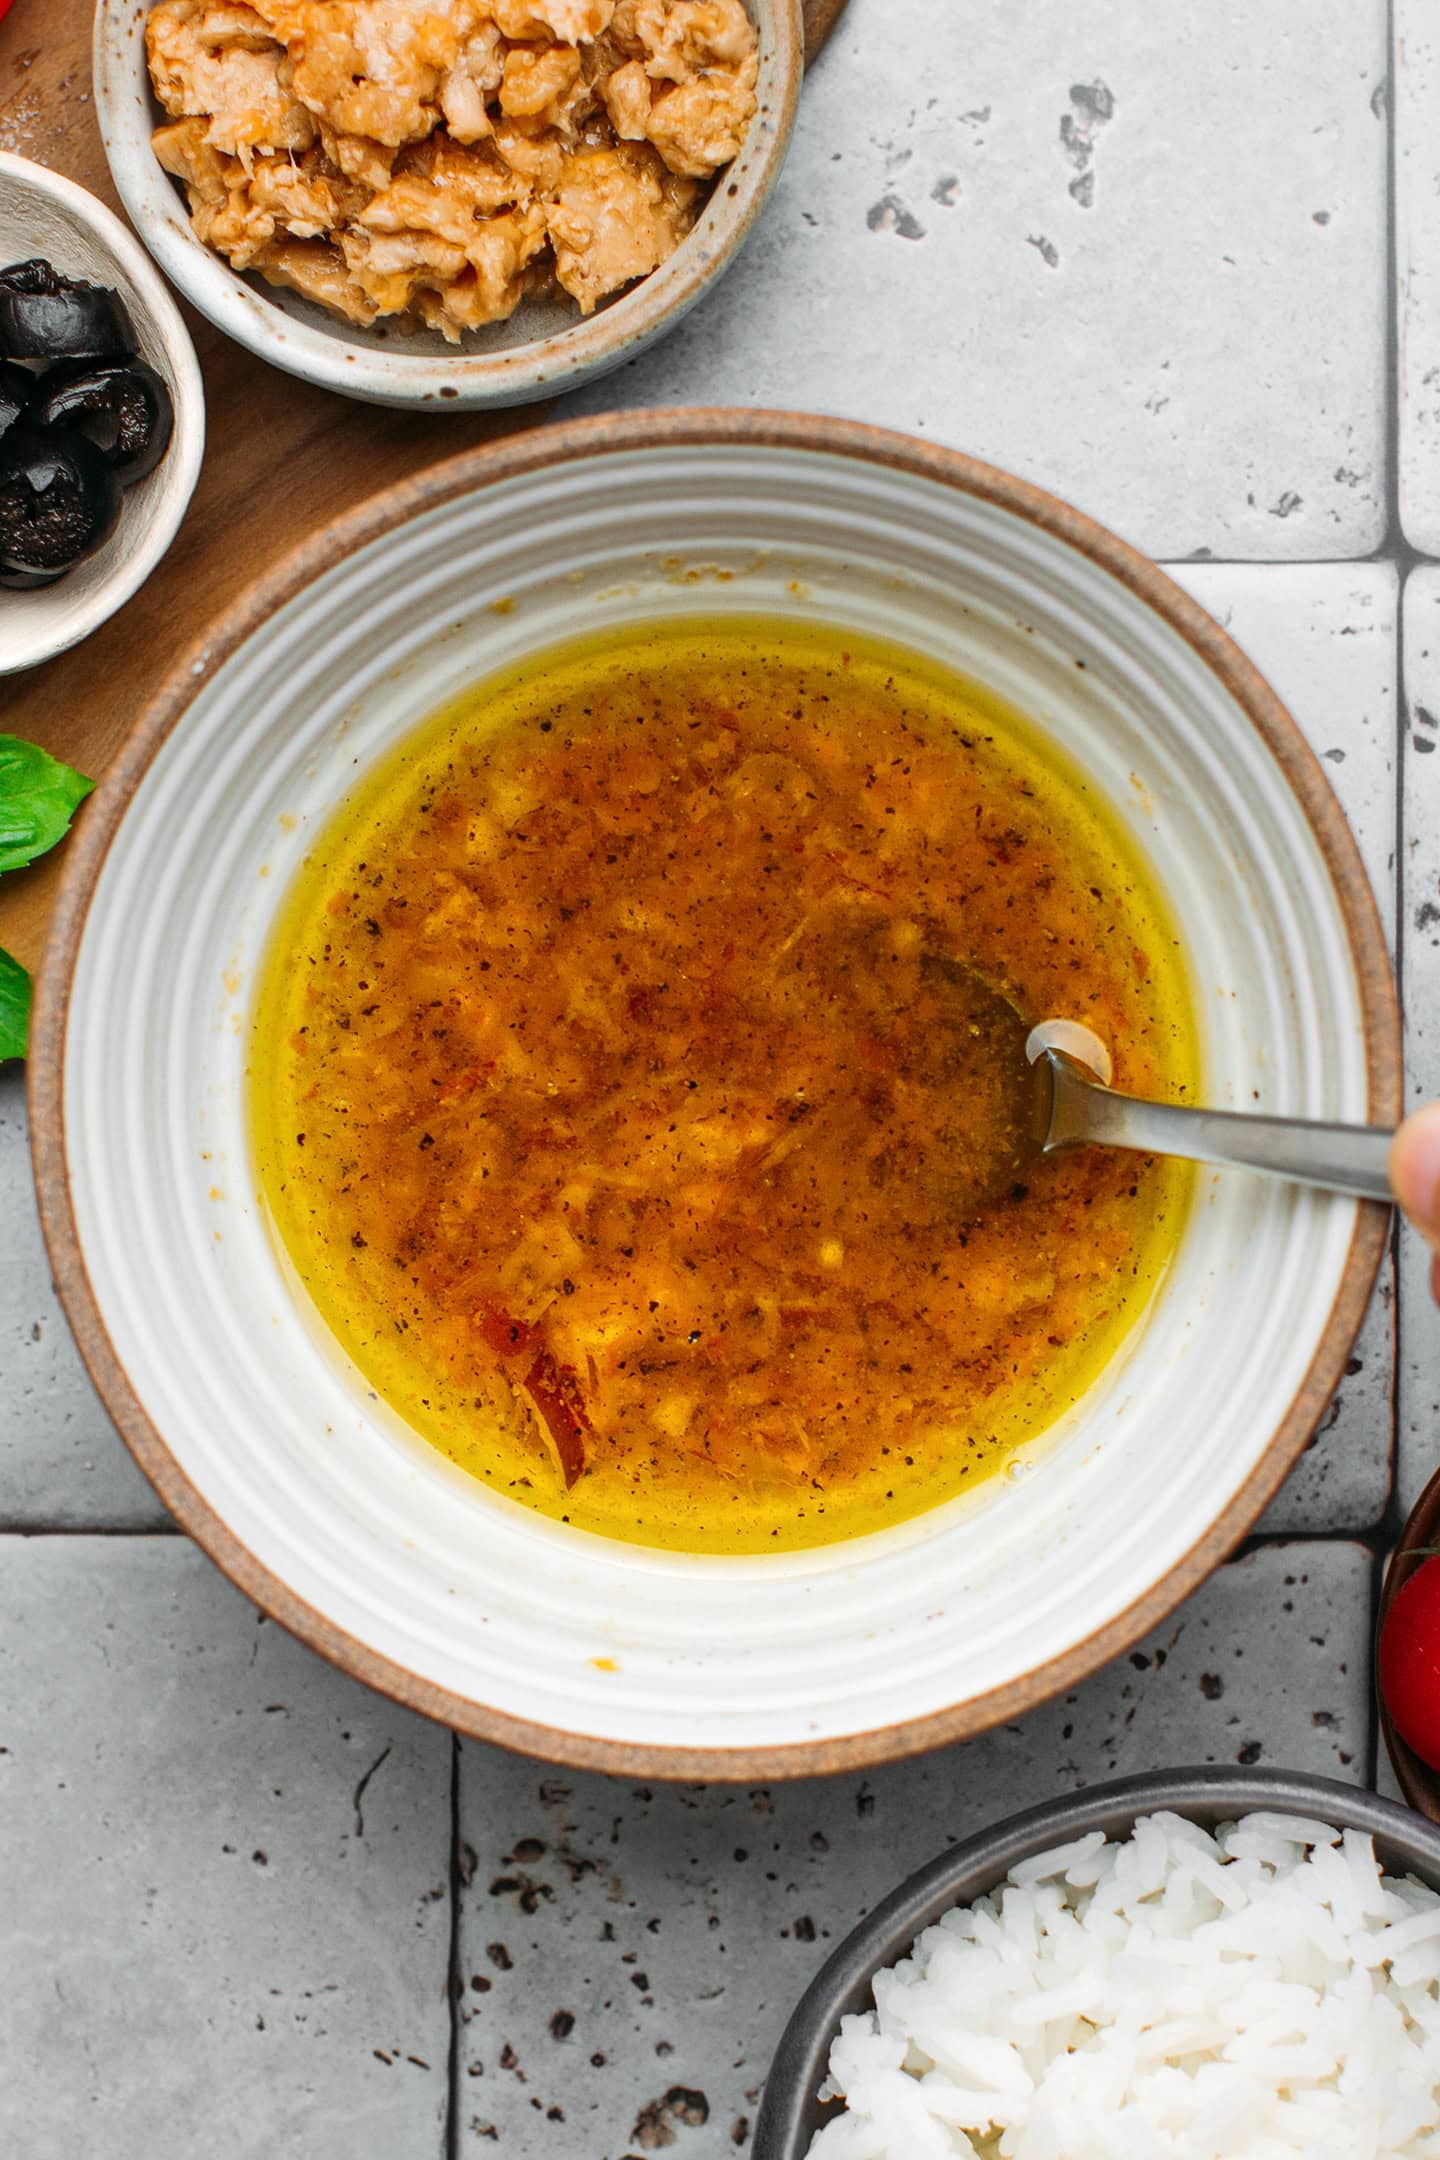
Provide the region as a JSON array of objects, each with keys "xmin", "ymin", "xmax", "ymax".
[
  {"xmin": 435, "ymin": 1064, "xmax": 493, "ymax": 1103},
  {"xmin": 522, "ymin": 1348, "xmax": 591, "ymax": 1488},
  {"xmin": 852, "ymin": 1031, "xmax": 896, "ymax": 1076},
  {"xmin": 515, "ymin": 1124, "xmax": 571, "ymax": 1154},
  {"xmin": 477, "ymin": 1306, "xmax": 538, "ymax": 1358},
  {"xmin": 826, "ymin": 853, "xmax": 894, "ymax": 903}
]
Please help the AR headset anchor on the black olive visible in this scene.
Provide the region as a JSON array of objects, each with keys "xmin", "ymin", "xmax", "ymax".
[
  {"xmin": 0, "ymin": 259, "xmax": 64, "ymax": 297},
  {"xmin": 0, "ymin": 278, "xmax": 134, "ymax": 363},
  {"xmin": 0, "ymin": 361, "xmax": 29, "ymax": 445},
  {"xmin": 28, "ymin": 359, "xmax": 174, "ymax": 483},
  {"xmin": 0, "ymin": 427, "xmax": 121, "ymax": 577}
]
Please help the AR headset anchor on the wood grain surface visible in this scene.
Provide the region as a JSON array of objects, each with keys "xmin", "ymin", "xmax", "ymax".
[
  {"xmin": 802, "ymin": 0, "xmax": 849, "ymax": 61},
  {"xmin": 0, "ymin": 0, "xmax": 847, "ymax": 973}
]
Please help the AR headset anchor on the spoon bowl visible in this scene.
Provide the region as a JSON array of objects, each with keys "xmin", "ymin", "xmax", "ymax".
[
  {"xmin": 911, "ymin": 954, "xmax": 1047, "ymax": 1212},
  {"xmin": 922, "ymin": 957, "xmax": 1396, "ymax": 1208},
  {"xmin": 926, "ymin": 953, "xmax": 1396, "ymax": 1205}
]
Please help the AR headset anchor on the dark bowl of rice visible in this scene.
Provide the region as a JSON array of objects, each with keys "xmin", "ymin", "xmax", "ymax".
[{"xmin": 754, "ymin": 1767, "xmax": 1440, "ymax": 2160}]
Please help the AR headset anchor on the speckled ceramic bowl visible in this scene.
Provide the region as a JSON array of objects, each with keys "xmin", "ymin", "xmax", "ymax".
[
  {"xmin": 30, "ymin": 412, "xmax": 1398, "ymax": 1777},
  {"xmin": 0, "ymin": 153, "xmax": 204, "ymax": 674},
  {"xmin": 91, "ymin": 0, "xmax": 803, "ymax": 410},
  {"xmin": 1380, "ymin": 1464, "xmax": 1440, "ymax": 1821},
  {"xmin": 752, "ymin": 1768, "xmax": 1440, "ymax": 2159}
]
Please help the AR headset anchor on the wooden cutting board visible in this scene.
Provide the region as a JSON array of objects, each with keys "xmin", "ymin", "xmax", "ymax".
[{"xmin": 0, "ymin": 0, "xmax": 850, "ymax": 973}]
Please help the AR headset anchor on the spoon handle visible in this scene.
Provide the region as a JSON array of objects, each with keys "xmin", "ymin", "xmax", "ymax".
[{"xmin": 1046, "ymin": 1058, "xmax": 1395, "ymax": 1201}]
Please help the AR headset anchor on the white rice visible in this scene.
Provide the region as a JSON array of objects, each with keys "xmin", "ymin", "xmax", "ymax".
[{"xmin": 806, "ymin": 1811, "xmax": 1440, "ymax": 2160}]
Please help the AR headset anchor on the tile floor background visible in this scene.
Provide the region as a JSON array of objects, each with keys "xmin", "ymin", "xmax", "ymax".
[{"xmin": 3, "ymin": 2, "xmax": 1439, "ymax": 2153}]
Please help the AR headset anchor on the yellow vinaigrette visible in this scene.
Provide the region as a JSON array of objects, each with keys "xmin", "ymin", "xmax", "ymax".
[{"xmin": 251, "ymin": 620, "xmax": 1196, "ymax": 1553}]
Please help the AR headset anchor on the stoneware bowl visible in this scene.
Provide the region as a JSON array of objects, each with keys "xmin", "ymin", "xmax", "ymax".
[
  {"xmin": 750, "ymin": 1767, "xmax": 1440, "ymax": 2158},
  {"xmin": 91, "ymin": 0, "xmax": 804, "ymax": 410},
  {"xmin": 30, "ymin": 412, "xmax": 1399, "ymax": 1778},
  {"xmin": 1380, "ymin": 1463, "xmax": 1440, "ymax": 1821},
  {"xmin": 0, "ymin": 153, "xmax": 204, "ymax": 674}
]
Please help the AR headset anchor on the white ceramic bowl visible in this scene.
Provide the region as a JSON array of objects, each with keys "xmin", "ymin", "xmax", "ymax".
[
  {"xmin": 29, "ymin": 413, "xmax": 1397, "ymax": 1777},
  {"xmin": 92, "ymin": 0, "xmax": 802, "ymax": 410},
  {"xmin": 0, "ymin": 153, "xmax": 204, "ymax": 675}
]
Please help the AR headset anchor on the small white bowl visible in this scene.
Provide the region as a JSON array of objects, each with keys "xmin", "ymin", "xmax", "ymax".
[
  {"xmin": 0, "ymin": 153, "xmax": 204, "ymax": 676},
  {"xmin": 92, "ymin": 0, "xmax": 803, "ymax": 411}
]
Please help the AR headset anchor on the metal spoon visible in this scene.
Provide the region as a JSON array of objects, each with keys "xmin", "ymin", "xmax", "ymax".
[
  {"xmin": 1033, "ymin": 1037, "xmax": 1394, "ymax": 1200},
  {"xmin": 926, "ymin": 960, "xmax": 1396, "ymax": 1204}
]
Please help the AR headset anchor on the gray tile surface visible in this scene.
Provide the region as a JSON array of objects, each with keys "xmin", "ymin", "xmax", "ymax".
[
  {"xmin": 1167, "ymin": 566, "xmax": 1398, "ymax": 1533},
  {"xmin": 1398, "ymin": 0, "xmax": 1440, "ymax": 554},
  {"xmin": 454, "ymin": 1542, "xmax": 1373, "ymax": 2157},
  {"xmin": 0, "ymin": 1068, "xmax": 169, "ymax": 1528},
  {"xmin": 568, "ymin": 0, "xmax": 1389, "ymax": 561},
  {"xmin": 0, "ymin": 1538, "xmax": 451, "ymax": 2160},
  {"xmin": 1, "ymin": 6, "xmax": 1429, "ymax": 2154},
  {"xmin": 1401, "ymin": 567, "xmax": 1440, "ymax": 1513}
]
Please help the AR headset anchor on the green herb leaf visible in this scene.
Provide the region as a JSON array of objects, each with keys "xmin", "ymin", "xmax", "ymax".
[
  {"xmin": 0, "ymin": 735, "xmax": 95, "ymax": 876},
  {"xmin": 0, "ymin": 946, "xmax": 31, "ymax": 1062}
]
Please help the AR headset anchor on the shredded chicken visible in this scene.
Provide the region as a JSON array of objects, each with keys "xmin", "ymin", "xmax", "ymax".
[
  {"xmin": 146, "ymin": 0, "xmax": 758, "ymax": 339},
  {"xmin": 152, "ymin": 114, "xmax": 233, "ymax": 204},
  {"xmin": 439, "ymin": 23, "xmax": 505, "ymax": 141},
  {"xmin": 146, "ymin": 0, "xmax": 314, "ymax": 159},
  {"xmin": 362, "ymin": 137, "xmax": 528, "ymax": 233},
  {"xmin": 493, "ymin": 0, "xmax": 616, "ymax": 38},
  {"xmin": 314, "ymin": 123, "xmax": 397, "ymax": 194},
  {"xmin": 624, "ymin": 0, "xmax": 756, "ymax": 81},
  {"xmin": 191, "ymin": 156, "xmax": 339, "ymax": 268},
  {"xmin": 547, "ymin": 142, "xmax": 697, "ymax": 311},
  {"xmin": 277, "ymin": 0, "xmax": 494, "ymax": 148},
  {"xmin": 489, "ymin": 115, "xmax": 571, "ymax": 190},
  {"xmin": 645, "ymin": 48, "xmax": 757, "ymax": 176},
  {"xmin": 600, "ymin": 58, "xmax": 652, "ymax": 140},
  {"xmin": 251, "ymin": 235, "xmax": 381, "ymax": 324}
]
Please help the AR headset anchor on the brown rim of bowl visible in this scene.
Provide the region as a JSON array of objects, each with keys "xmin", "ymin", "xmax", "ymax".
[
  {"xmin": 1380, "ymin": 1465, "xmax": 1440, "ymax": 1821},
  {"xmin": 28, "ymin": 408, "xmax": 1401, "ymax": 1782}
]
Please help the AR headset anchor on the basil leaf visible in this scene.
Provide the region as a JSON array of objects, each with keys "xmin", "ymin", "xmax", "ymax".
[
  {"xmin": 0, "ymin": 735, "xmax": 95, "ymax": 876},
  {"xmin": 0, "ymin": 946, "xmax": 30, "ymax": 1062}
]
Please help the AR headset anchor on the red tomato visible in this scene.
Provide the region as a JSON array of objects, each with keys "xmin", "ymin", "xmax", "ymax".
[
  {"xmin": 0, "ymin": 2, "xmax": 14, "ymax": 23},
  {"xmin": 1380, "ymin": 1555, "xmax": 1440, "ymax": 1769}
]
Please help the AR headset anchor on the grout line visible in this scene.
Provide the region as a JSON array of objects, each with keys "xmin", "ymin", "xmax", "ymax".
[
  {"xmin": 1381, "ymin": 89, "xmax": 1409, "ymax": 1548},
  {"xmin": 0, "ymin": 1523, "xmax": 183, "ymax": 1538},
  {"xmin": 1383, "ymin": 0, "xmax": 1406, "ymax": 561},
  {"xmin": 1158, "ymin": 553, "xmax": 1414, "ymax": 573},
  {"xmin": 1372, "ymin": 0, "xmax": 1403, "ymax": 1802},
  {"xmin": 446, "ymin": 1731, "xmax": 463, "ymax": 2160},
  {"xmin": 1379, "ymin": 15, "xmax": 1411, "ymax": 1554},
  {"xmin": 1385, "ymin": 545, "xmax": 1409, "ymax": 1564},
  {"xmin": 1236, "ymin": 1528, "xmax": 1387, "ymax": 1559}
]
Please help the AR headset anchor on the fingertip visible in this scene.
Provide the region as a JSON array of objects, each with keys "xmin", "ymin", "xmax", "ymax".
[{"xmin": 1392, "ymin": 1103, "xmax": 1440, "ymax": 1236}]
